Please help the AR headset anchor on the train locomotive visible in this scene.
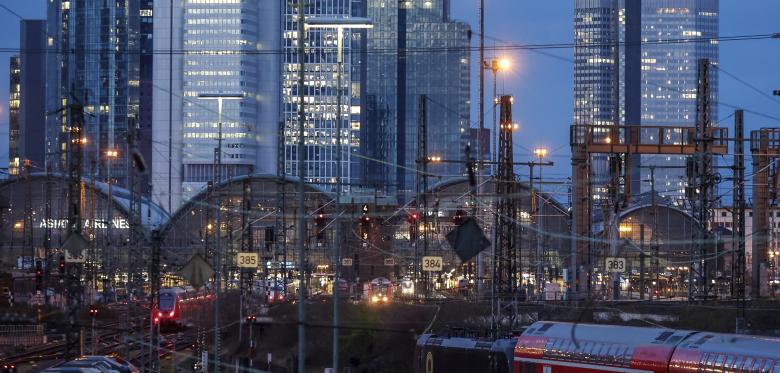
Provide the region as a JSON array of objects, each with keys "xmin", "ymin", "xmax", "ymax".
[
  {"xmin": 153, "ymin": 286, "xmax": 211, "ymax": 328},
  {"xmin": 415, "ymin": 321, "xmax": 780, "ymax": 373}
]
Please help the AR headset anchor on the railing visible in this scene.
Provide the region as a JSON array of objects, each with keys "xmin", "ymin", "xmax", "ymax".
[
  {"xmin": 750, "ymin": 128, "xmax": 780, "ymax": 153},
  {"xmin": 0, "ymin": 324, "xmax": 45, "ymax": 345},
  {"xmin": 571, "ymin": 125, "xmax": 728, "ymax": 155}
]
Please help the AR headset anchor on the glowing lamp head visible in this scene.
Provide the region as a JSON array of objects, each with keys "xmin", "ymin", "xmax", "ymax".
[{"xmin": 498, "ymin": 58, "xmax": 511, "ymax": 71}]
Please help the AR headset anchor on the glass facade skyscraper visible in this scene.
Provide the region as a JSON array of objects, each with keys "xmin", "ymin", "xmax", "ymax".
[
  {"xmin": 46, "ymin": 0, "xmax": 153, "ymax": 190},
  {"xmin": 364, "ymin": 0, "xmax": 470, "ymax": 198},
  {"xmin": 281, "ymin": 0, "xmax": 365, "ymax": 190},
  {"xmin": 152, "ymin": 0, "xmax": 280, "ymax": 211},
  {"xmin": 638, "ymin": 1, "xmax": 718, "ymax": 199},
  {"xmin": 574, "ymin": 0, "xmax": 718, "ymax": 202}
]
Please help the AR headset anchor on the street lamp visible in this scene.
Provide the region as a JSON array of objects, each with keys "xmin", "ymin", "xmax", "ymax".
[
  {"xmin": 304, "ymin": 17, "xmax": 372, "ymax": 373},
  {"xmin": 197, "ymin": 92, "xmax": 242, "ymax": 373},
  {"xmin": 482, "ymin": 57, "xmax": 511, "ymax": 172},
  {"xmin": 530, "ymin": 147, "xmax": 548, "ymax": 299}
]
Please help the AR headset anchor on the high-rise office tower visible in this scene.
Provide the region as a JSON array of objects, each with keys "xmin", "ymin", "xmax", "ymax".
[
  {"xmin": 280, "ymin": 1, "xmax": 366, "ymax": 190},
  {"xmin": 8, "ymin": 55, "xmax": 20, "ymax": 176},
  {"xmin": 46, "ymin": 1, "xmax": 154, "ymax": 190},
  {"xmin": 152, "ymin": 0, "xmax": 280, "ymax": 211},
  {"xmin": 574, "ymin": 0, "xmax": 718, "ymax": 202},
  {"xmin": 364, "ymin": 0, "xmax": 470, "ymax": 198},
  {"xmin": 9, "ymin": 20, "xmax": 47, "ymax": 177}
]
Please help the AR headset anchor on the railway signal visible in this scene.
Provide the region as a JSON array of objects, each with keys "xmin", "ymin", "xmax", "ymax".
[
  {"xmin": 408, "ymin": 211, "xmax": 420, "ymax": 241},
  {"xmin": 359, "ymin": 215, "xmax": 371, "ymax": 240},
  {"xmin": 452, "ymin": 210, "xmax": 467, "ymax": 226},
  {"xmin": 315, "ymin": 211, "xmax": 326, "ymax": 240},
  {"xmin": 35, "ymin": 260, "xmax": 43, "ymax": 291},
  {"xmin": 58, "ymin": 255, "xmax": 65, "ymax": 274}
]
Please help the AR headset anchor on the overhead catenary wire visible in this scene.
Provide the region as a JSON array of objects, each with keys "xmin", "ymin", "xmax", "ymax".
[{"xmin": 0, "ymin": 32, "xmax": 774, "ymax": 56}]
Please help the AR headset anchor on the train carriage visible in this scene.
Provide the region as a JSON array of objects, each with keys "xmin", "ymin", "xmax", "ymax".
[
  {"xmin": 669, "ymin": 332, "xmax": 780, "ymax": 373},
  {"xmin": 416, "ymin": 322, "xmax": 780, "ymax": 373},
  {"xmin": 514, "ymin": 321, "xmax": 695, "ymax": 373},
  {"xmin": 415, "ymin": 334, "xmax": 516, "ymax": 373}
]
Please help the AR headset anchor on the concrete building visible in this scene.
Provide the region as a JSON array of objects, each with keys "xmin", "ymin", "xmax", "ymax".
[{"xmin": 152, "ymin": 0, "xmax": 280, "ymax": 212}]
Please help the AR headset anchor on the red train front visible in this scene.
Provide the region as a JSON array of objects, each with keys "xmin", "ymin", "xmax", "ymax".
[{"xmin": 153, "ymin": 287, "xmax": 186, "ymax": 325}]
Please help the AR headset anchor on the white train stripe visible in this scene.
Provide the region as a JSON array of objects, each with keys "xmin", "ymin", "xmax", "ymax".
[{"xmin": 514, "ymin": 357, "xmax": 655, "ymax": 373}]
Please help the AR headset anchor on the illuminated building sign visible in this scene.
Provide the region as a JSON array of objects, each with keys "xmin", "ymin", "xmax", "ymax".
[{"xmin": 37, "ymin": 218, "xmax": 130, "ymax": 230}]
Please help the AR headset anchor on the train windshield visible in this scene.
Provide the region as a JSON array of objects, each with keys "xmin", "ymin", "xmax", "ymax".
[
  {"xmin": 159, "ymin": 293, "xmax": 175, "ymax": 310},
  {"xmin": 371, "ymin": 284, "xmax": 390, "ymax": 296}
]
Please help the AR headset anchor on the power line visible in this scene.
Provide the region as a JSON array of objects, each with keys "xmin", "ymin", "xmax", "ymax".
[{"xmin": 0, "ymin": 33, "xmax": 775, "ymax": 56}]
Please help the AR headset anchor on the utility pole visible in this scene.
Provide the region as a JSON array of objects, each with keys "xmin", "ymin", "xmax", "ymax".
[
  {"xmin": 24, "ymin": 160, "xmax": 33, "ymax": 272},
  {"xmin": 732, "ymin": 110, "xmax": 746, "ymax": 331},
  {"xmin": 478, "ymin": 0, "xmax": 485, "ymax": 172},
  {"xmin": 63, "ymin": 93, "xmax": 86, "ymax": 361},
  {"xmin": 213, "ymin": 110, "xmax": 223, "ymax": 373},
  {"xmin": 689, "ymin": 59, "xmax": 714, "ymax": 301},
  {"xmin": 650, "ymin": 166, "xmax": 659, "ymax": 301},
  {"xmin": 639, "ymin": 224, "xmax": 645, "ymax": 300},
  {"xmin": 240, "ymin": 176, "xmax": 252, "ymax": 344},
  {"xmin": 196, "ymin": 93, "xmax": 241, "ymax": 373},
  {"xmin": 606, "ymin": 152, "xmax": 623, "ymax": 300},
  {"xmin": 44, "ymin": 163, "xmax": 52, "ymax": 306},
  {"xmin": 417, "ymin": 95, "xmax": 429, "ymax": 300},
  {"xmin": 494, "ymin": 96, "xmax": 517, "ymax": 334},
  {"xmin": 149, "ymin": 230, "xmax": 161, "ymax": 371},
  {"xmin": 296, "ymin": 0, "xmax": 307, "ymax": 371},
  {"xmin": 126, "ymin": 115, "xmax": 144, "ymax": 367},
  {"xmin": 526, "ymin": 151, "xmax": 553, "ymax": 300},
  {"xmin": 275, "ymin": 120, "xmax": 287, "ymax": 304}
]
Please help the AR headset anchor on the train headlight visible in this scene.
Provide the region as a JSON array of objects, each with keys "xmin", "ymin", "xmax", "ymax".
[
  {"xmin": 372, "ymin": 295, "xmax": 379, "ymax": 303},
  {"xmin": 169, "ymin": 311, "xmax": 175, "ymax": 317},
  {"xmin": 158, "ymin": 312, "xmax": 162, "ymax": 317},
  {"xmin": 382, "ymin": 296, "xmax": 388, "ymax": 302}
]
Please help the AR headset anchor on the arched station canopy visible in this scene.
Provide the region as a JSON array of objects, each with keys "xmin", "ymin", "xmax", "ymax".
[
  {"xmin": 158, "ymin": 174, "xmax": 334, "ymax": 269},
  {"xmin": 384, "ymin": 177, "xmax": 572, "ymax": 280},
  {"xmin": 0, "ymin": 172, "xmax": 167, "ymax": 267}
]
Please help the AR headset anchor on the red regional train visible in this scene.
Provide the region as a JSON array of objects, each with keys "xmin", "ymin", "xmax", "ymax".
[
  {"xmin": 415, "ymin": 321, "xmax": 780, "ymax": 373},
  {"xmin": 152, "ymin": 286, "xmax": 212, "ymax": 328}
]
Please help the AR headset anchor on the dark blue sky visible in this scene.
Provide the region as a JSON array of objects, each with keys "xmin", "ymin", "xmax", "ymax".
[{"xmin": 0, "ymin": 1, "xmax": 777, "ymax": 192}]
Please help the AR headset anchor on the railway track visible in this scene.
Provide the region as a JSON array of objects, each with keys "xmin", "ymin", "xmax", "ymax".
[
  {"xmin": 129, "ymin": 332, "xmax": 196, "ymax": 373},
  {"xmin": 1, "ymin": 321, "xmax": 126, "ymax": 366}
]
